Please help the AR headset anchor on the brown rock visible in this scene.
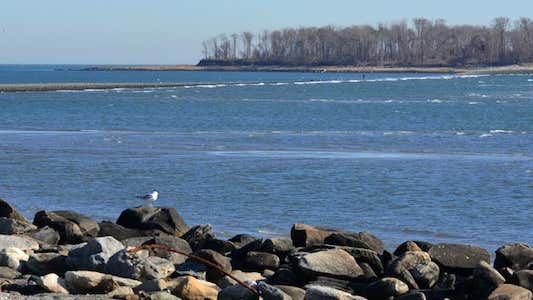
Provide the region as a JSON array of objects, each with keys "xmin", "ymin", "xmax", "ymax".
[
  {"xmin": 172, "ymin": 276, "xmax": 219, "ymax": 300},
  {"xmin": 0, "ymin": 198, "xmax": 29, "ymax": 223},
  {"xmin": 488, "ymin": 284, "xmax": 532, "ymax": 300}
]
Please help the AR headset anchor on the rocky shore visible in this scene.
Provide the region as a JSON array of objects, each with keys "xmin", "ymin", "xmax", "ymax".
[{"xmin": 0, "ymin": 198, "xmax": 532, "ymax": 300}]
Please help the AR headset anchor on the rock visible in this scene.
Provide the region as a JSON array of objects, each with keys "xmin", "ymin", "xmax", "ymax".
[
  {"xmin": 0, "ymin": 198, "xmax": 29, "ymax": 222},
  {"xmin": 143, "ymin": 256, "xmax": 175, "ymax": 280},
  {"xmin": 261, "ymin": 238, "xmax": 295, "ymax": 256},
  {"xmin": 0, "ymin": 235, "xmax": 40, "ymax": 252},
  {"xmin": 231, "ymin": 239, "xmax": 264, "ymax": 259},
  {"xmin": 306, "ymin": 276, "xmax": 354, "ymax": 294},
  {"xmin": 116, "ymin": 206, "xmax": 188, "ymax": 236},
  {"xmin": 256, "ymin": 281, "xmax": 291, "ymax": 300},
  {"xmin": 172, "ymin": 275, "xmax": 219, "ymax": 300},
  {"xmin": 105, "ymin": 248, "xmax": 149, "ymax": 280},
  {"xmin": 409, "ymin": 261, "xmax": 440, "ymax": 289},
  {"xmin": 175, "ymin": 261, "xmax": 207, "ymax": 280},
  {"xmin": 243, "ymin": 251, "xmax": 280, "ymax": 271},
  {"xmin": 133, "ymin": 278, "xmax": 168, "ymax": 293},
  {"xmin": 433, "ymin": 272, "xmax": 456, "ymax": 290},
  {"xmin": 470, "ymin": 261, "xmax": 506, "ymax": 298},
  {"xmin": 26, "ymin": 252, "xmax": 68, "ymax": 275},
  {"xmin": 66, "ymin": 236, "xmax": 124, "ymax": 271},
  {"xmin": 268, "ymin": 268, "xmax": 301, "ymax": 286},
  {"xmin": 0, "ymin": 266, "xmax": 21, "ymax": 279},
  {"xmin": 393, "ymin": 241, "xmax": 423, "ymax": 256},
  {"xmin": 194, "ymin": 249, "xmax": 232, "ymax": 283},
  {"xmin": 0, "ymin": 217, "xmax": 37, "ymax": 235},
  {"xmin": 276, "ymin": 285, "xmax": 305, "ymax": 300},
  {"xmin": 150, "ymin": 291, "xmax": 182, "ymax": 300},
  {"xmin": 488, "ymin": 284, "xmax": 532, "ymax": 300},
  {"xmin": 386, "ymin": 251, "xmax": 431, "ymax": 289},
  {"xmin": 340, "ymin": 248, "xmax": 383, "ymax": 276},
  {"xmin": 97, "ymin": 221, "xmax": 148, "ymax": 241},
  {"xmin": 143, "ymin": 235, "xmax": 192, "ymax": 265},
  {"xmin": 291, "ymin": 223, "xmax": 338, "ymax": 247},
  {"xmin": 304, "ymin": 285, "xmax": 367, "ymax": 300},
  {"xmin": 228, "ymin": 234, "xmax": 257, "ymax": 248},
  {"xmin": 396, "ymin": 292, "xmax": 427, "ymax": 300},
  {"xmin": 263, "ymin": 269, "xmax": 275, "ymax": 278},
  {"xmin": 217, "ymin": 270, "xmax": 265, "ymax": 289},
  {"xmin": 365, "ymin": 277, "xmax": 409, "ymax": 299},
  {"xmin": 35, "ymin": 273, "xmax": 69, "ymax": 294},
  {"xmin": 218, "ymin": 284, "xmax": 258, "ymax": 300},
  {"xmin": 495, "ymin": 243, "xmax": 533, "ymax": 272},
  {"xmin": 296, "ymin": 249, "xmax": 364, "ymax": 280},
  {"xmin": 324, "ymin": 232, "xmax": 385, "ymax": 254},
  {"xmin": 107, "ymin": 286, "xmax": 134, "ymax": 298},
  {"xmin": 0, "ymin": 247, "xmax": 29, "ymax": 271},
  {"xmin": 33, "ymin": 210, "xmax": 99, "ymax": 244},
  {"xmin": 181, "ymin": 224, "xmax": 215, "ymax": 251},
  {"xmin": 512, "ymin": 270, "xmax": 533, "ymax": 292},
  {"xmin": 121, "ymin": 236, "xmax": 153, "ymax": 248},
  {"xmin": 29, "ymin": 226, "xmax": 61, "ymax": 245},
  {"xmin": 64, "ymin": 270, "xmax": 142, "ymax": 294},
  {"xmin": 202, "ymin": 238, "xmax": 236, "ymax": 254},
  {"xmin": 428, "ymin": 243, "xmax": 490, "ymax": 274}
]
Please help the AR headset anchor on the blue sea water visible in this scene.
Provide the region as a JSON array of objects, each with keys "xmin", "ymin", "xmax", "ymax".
[{"xmin": 0, "ymin": 65, "xmax": 532, "ymax": 251}]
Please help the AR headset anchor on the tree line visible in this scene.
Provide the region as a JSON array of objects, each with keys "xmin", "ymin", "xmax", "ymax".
[{"xmin": 199, "ymin": 17, "xmax": 533, "ymax": 67}]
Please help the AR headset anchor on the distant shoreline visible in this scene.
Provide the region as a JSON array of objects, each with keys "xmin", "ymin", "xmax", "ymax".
[{"xmin": 79, "ymin": 64, "xmax": 533, "ymax": 75}]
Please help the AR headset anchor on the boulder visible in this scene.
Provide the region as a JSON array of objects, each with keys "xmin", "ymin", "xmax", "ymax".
[
  {"xmin": 255, "ymin": 281, "xmax": 291, "ymax": 300},
  {"xmin": 243, "ymin": 251, "xmax": 280, "ymax": 271},
  {"xmin": 512, "ymin": 270, "xmax": 533, "ymax": 292},
  {"xmin": 181, "ymin": 224, "xmax": 215, "ymax": 251},
  {"xmin": 116, "ymin": 206, "xmax": 188, "ymax": 236},
  {"xmin": 428, "ymin": 243, "xmax": 490, "ymax": 274},
  {"xmin": 172, "ymin": 275, "xmax": 219, "ymax": 300},
  {"xmin": 105, "ymin": 248, "xmax": 149, "ymax": 280},
  {"xmin": 194, "ymin": 249, "xmax": 232, "ymax": 283},
  {"xmin": 228, "ymin": 234, "xmax": 258, "ymax": 248},
  {"xmin": 217, "ymin": 284, "xmax": 258, "ymax": 300},
  {"xmin": 396, "ymin": 292, "xmax": 427, "ymax": 300},
  {"xmin": 121, "ymin": 236, "xmax": 153, "ymax": 248},
  {"xmin": 29, "ymin": 226, "xmax": 61, "ymax": 245},
  {"xmin": 97, "ymin": 221, "xmax": 148, "ymax": 241},
  {"xmin": 0, "ymin": 266, "xmax": 21, "ymax": 279},
  {"xmin": 134, "ymin": 278, "xmax": 169, "ymax": 293},
  {"xmin": 66, "ymin": 236, "xmax": 124, "ymax": 271},
  {"xmin": 231, "ymin": 239, "xmax": 264, "ymax": 259},
  {"xmin": 0, "ymin": 198, "xmax": 29, "ymax": 222},
  {"xmin": 0, "ymin": 247, "xmax": 29, "ymax": 270},
  {"xmin": 143, "ymin": 256, "xmax": 175, "ymax": 280},
  {"xmin": 261, "ymin": 238, "xmax": 295, "ymax": 256},
  {"xmin": 488, "ymin": 284, "xmax": 532, "ymax": 300},
  {"xmin": 409, "ymin": 261, "xmax": 440, "ymax": 289},
  {"xmin": 386, "ymin": 251, "xmax": 431, "ymax": 289},
  {"xmin": 365, "ymin": 277, "xmax": 409, "ymax": 299},
  {"xmin": 26, "ymin": 252, "xmax": 68, "ymax": 275},
  {"xmin": 33, "ymin": 210, "xmax": 99, "ymax": 244},
  {"xmin": 268, "ymin": 267, "xmax": 301, "ymax": 286},
  {"xmin": 64, "ymin": 270, "xmax": 142, "ymax": 294},
  {"xmin": 150, "ymin": 291, "xmax": 182, "ymax": 300},
  {"xmin": 175, "ymin": 261, "xmax": 207, "ymax": 280},
  {"xmin": 276, "ymin": 285, "xmax": 305, "ymax": 300},
  {"xmin": 495, "ymin": 243, "xmax": 533, "ymax": 272},
  {"xmin": 296, "ymin": 249, "xmax": 364, "ymax": 280},
  {"xmin": 35, "ymin": 273, "xmax": 69, "ymax": 294},
  {"xmin": 106, "ymin": 286, "xmax": 134, "ymax": 298},
  {"xmin": 305, "ymin": 276, "xmax": 354, "ymax": 294},
  {"xmin": 217, "ymin": 270, "xmax": 265, "ymax": 289},
  {"xmin": 202, "ymin": 238, "xmax": 236, "ymax": 254},
  {"xmin": 470, "ymin": 261, "xmax": 506, "ymax": 298},
  {"xmin": 0, "ymin": 217, "xmax": 36, "ymax": 234},
  {"xmin": 340, "ymin": 248, "xmax": 383, "ymax": 276},
  {"xmin": 0, "ymin": 234, "xmax": 40, "ymax": 252},
  {"xmin": 393, "ymin": 241, "xmax": 423, "ymax": 256},
  {"xmin": 143, "ymin": 234, "xmax": 192, "ymax": 264},
  {"xmin": 291, "ymin": 223, "xmax": 338, "ymax": 247},
  {"xmin": 304, "ymin": 285, "xmax": 367, "ymax": 300},
  {"xmin": 324, "ymin": 232, "xmax": 385, "ymax": 254}
]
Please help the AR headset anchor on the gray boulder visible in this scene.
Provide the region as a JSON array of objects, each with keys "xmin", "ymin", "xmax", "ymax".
[
  {"xmin": 255, "ymin": 281, "xmax": 291, "ymax": 300},
  {"xmin": 26, "ymin": 252, "xmax": 68, "ymax": 275},
  {"xmin": 428, "ymin": 243, "xmax": 490, "ymax": 274},
  {"xmin": 29, "ymin": 226, "xmax": 61, "ymax": 245},
  {"xmin": 116, "ymin": 206, "xmax": 189, "ymax": 236},
  {"xmin": 180, "ymin": 224, "xmax": 215, "ymax": 250},
  {"xmin": 243, "ymin": 251, "xmax": 280, "ymax": 271},
  {"xmin": 195, "ymin": 249, "xmax": 232, "ymax": 283},
  {"xmin": 0, "ymin": 217, "xmax": 36, "ymax": 235},
  {"xmin": 488, "ymin": 284, "xmax": 533, "ymax": 300},
  {"xmin": 495, "ymin": 243, "xmax": 533, "ymax": 272},
  {"xmin": 304, "ymin": 285, "xmax": 367, "ymax": 300},
  {"xmin": 512, "ymin": 270, "xmax": 533, "ymax": 292},
  {"xmin": 0, "ymin": 198, "xmax": 29, "ymax": 222},
  {"xmin": 66, "ymin": 236, "xmax": 124, "ymax": 271},
  {"xmin": 64, "ymin": 270, "xmax": 141, "ymax": 294},
  {"xmin": 0, "ymin": 247, "xmax": 29, "ymax": 271},
  {"xmin": 33, "ymin": 210, "xmax": 99, "ymax": 244},
  {"xmin": 470, "ymin": 261, "xmax": 505, "ymax": 299},
  {"xmin": 0, "ymin": 235, "xmax": 40, "ymax": 252},
  {"xmin": 365, "ymin": 277, "xmax": 409, "ymax": 299},
  {"xmin": 410, "ymin": 261, "xmax": 440, "ymax": 289},
  {"xmin": 105, "ymin": 248, "xmax": 149, "ymax": 279},
  {"xmin": 218, "ymin": 284, "xmax": 258, "ymax": 300},
  {"xmin": 143, "ymin": 256, "xmax": 175, "ymax": 280},
  {"xmin": 296, "ymin": 249, "xmax": 364, "ymax": 280}
]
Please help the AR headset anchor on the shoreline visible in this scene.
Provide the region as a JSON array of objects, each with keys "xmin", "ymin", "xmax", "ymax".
[
  {"xmin": 79, "ymin": 63, "xmax": 533, "ymax": 75},
  {"xmin": 1, "ymin": 198, "xmax": 533, "ymax": 299}
]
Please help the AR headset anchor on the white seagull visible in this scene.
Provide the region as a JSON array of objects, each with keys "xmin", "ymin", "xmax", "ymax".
[{"xmin": 136, "ymin": 190, "xmax": 159, "ymax": 203}]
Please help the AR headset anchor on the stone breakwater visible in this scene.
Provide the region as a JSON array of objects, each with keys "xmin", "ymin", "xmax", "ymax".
[{"xmin": 0, "ymin": 198, "xmax": 533, "ymax": 300}]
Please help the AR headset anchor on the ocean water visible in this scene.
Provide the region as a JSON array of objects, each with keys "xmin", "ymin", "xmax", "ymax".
[{"xmin": 0, "ymin": 65, "xmax": 532, "ymax": 251}]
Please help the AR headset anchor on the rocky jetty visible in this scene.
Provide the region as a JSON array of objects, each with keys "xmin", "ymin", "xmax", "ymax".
[{"xmin": 0, "ymin": 197, "xmax": 533, "ymax": 300}]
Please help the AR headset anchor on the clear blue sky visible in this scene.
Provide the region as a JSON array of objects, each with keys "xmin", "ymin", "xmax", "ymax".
[{"xmin": 1, "ymin": 0, "xmax": 531, "ymax": 64}]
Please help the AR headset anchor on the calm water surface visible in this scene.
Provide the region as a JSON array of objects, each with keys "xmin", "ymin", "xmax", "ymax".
[{"xmin": 0, "ymin": 65, "xmax": 532, "ymax": 250}]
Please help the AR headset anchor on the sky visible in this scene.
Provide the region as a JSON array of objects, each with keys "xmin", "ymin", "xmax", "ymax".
[{"xmin": 1, "ymin": 0, "xmax": 532, "ymax": 64}]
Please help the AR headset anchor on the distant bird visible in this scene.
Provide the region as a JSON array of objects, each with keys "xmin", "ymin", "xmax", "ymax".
[{"xmin": 136, "ymin": 190, "xmax": 159, "ymax": 203}]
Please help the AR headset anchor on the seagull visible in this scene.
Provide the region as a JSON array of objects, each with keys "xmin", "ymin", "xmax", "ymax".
[{"xmin": 136, "ymin": 190, "xmax": 159, "ymax": 203}]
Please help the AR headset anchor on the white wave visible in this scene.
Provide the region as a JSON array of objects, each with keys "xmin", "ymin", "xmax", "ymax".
[
  {"xmin": 456, "ymin": 131, "xmax": 466, "ymax": 135},
  {"xmin": 170, "ymin": 95, "xmax": 177, "ymax": 98},
  {"xmin": 82, "ymin": 89, "xmax": 106, "ymax": 92},
  {"xmin": 468, "ymin": 101, "xmax": 480, "ymax": 105},
  {"xmin": 489, "ymin": 129, "xmax": 514, "ymax": 134},
  {"xmin": 528, "ymin": 79, "xmax": 533, "ymax": 82},
  {"xmin": 427, "ymin": 99, "xmax": 444, "ymax": 103},
  {"xmin": 479, "ymin": 133, "xmax": 493, "ymax": 138}
]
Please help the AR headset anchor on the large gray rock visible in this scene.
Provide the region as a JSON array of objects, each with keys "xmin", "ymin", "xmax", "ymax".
[
  {"xmin": 116, "ymin": 206, "xmax": 189, "ymax": 236},
  {"xmin": 512, "ymin": 270, "xmax": 533, "ymax": 292},
  {"xmin": 217, "ymin": 270, "xmax": 264, "ymax": 289},
  {"xmin": 66, "ymin": 236, "xmax": 124, "ymax": 271},
  {"xmin": 255, "ymin": 281, "xmax": 291, "ymax": 300},
  {"xmin": 0, "ymin": 266, "xmax": 21, "ymax": 279},
  {"xmin": 97, "ymin": 221, "xmax": 151, "ymax": 241},
  {"xmin": 143, "ymin": 256, "xmax": 175, "ymax": 280},
  {"xmin": 488, "ymin": 283, "xmax": 533, "ymax": 300},
  {"xmin": 276, "ymin": 285, "xmax": 305, "ymax": 300},
  {"xmin": 33, "ymin": 210, "xmax": 99, "ymax": 244},
  {"xmin": 243, "ymin": 251, "xmax": 280, "ymax": 271},
  {"xmin": 35, "ymin": 273, "xmax": 69, "ymax": 294},
  {"xmin": 410, "ymin": 261, "xmax": 440, "ymax": 289},
  {"xmin": 324, "ymin": 232, "xmax": 385, "ymax": 254},
  {"xmin": 0, "ymin": 217, "xmax": 36, "ymax": 235},
  {"xmin": 180, "ymin": 224, "xmax": 215, "ymax": 250},
  {"xmin": 218, "ymin": 283, "xmax": 258, "ymax": 300},
  {"xmin": 64, "ymin": 270, "xmax": 142, "ymax": 294},
  {"xmin": 195, "ymin": 249, "xmax": 232, "ymax": 283},
  {"xmin": 386, "ymin": 251, "xmax": 431, "ymax": 289},
  {"xmin": 340, "ymin": 248, "xmax": 383, "ymax": 276},
  {"xmin": 296, "ymin": 249, "xmax": 364, "ymax": 280},
  {"xmin": 0, "ymin": 198, "xmax": 29, "ymax": 223},
  {"xmin": 0, "ymin": 247, "xmax": 29, "ymax": 271},
  {"xmin": 428, "ymin": 243, "xmax": 490, "ymax": 274},
  {"xmin": 495, "ymin": 243, "xmax": 533, "ymax": 272},
  {"xmin": 26, "ymin": 252, "xmax": 68, "ymax": 275},
  {"xmin": 0, "ymin": 235, "xmax": 40, "ymax": 251},
  {"xmin": 105, "ymin": 248, "xmax": 149, "ymax": 279},
  {"xmin": 470, "ymin": 261, "xmax": 506, "ymax": 299},
  {"xmin": 291, "ymin": 223, "xmax": 339, "ymax": 247},
  {"xmin": 29, "ymin": 226, "xmax": 61, "ymax": 245},
  {"xmin": 304, "ymin": 285, "xmax": 367, "ymax": 300},
  {"xmin": 143, "ymin": 234, "xmax": 192, "ymax": 264},
  {"xmin": 365, "ymin": 277, "xmax": 409, "ymax": 299},
  {"xmin": 261, "ymin": 238, "xmax": 295, "ymax": 256}
]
